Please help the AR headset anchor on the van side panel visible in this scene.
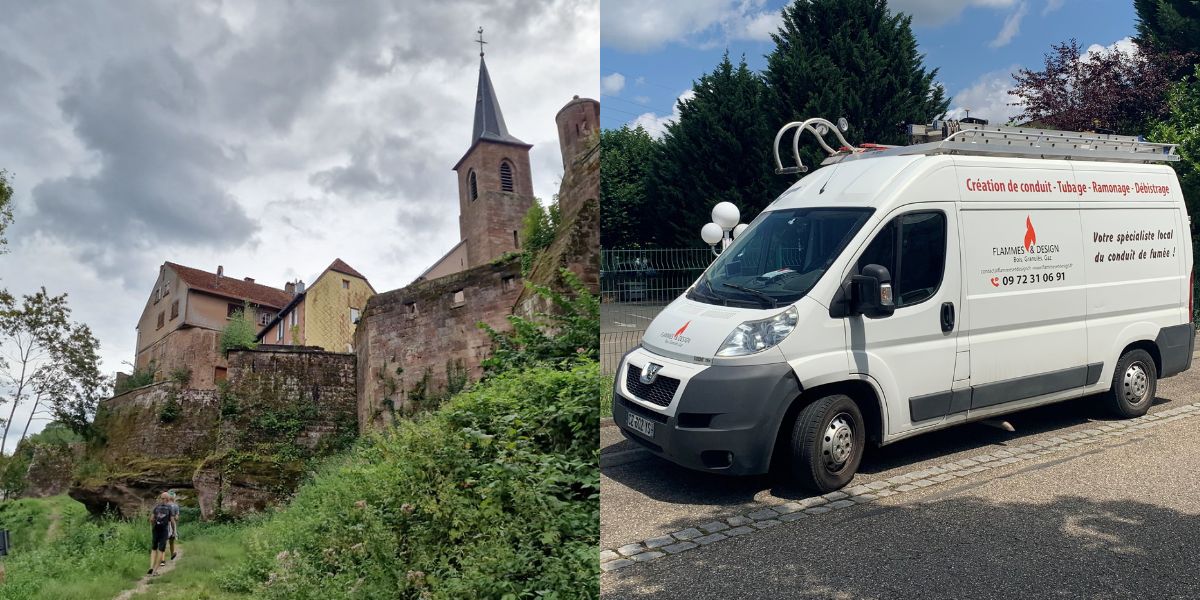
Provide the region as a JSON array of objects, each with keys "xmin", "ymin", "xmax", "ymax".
[
  {"xmin": 1080, "ymin": 204, "xmax": 1184, "ymax": 385},
  {"xmin": 958, "ymin": 204, "xmax": 1088, "ymax": 397}
]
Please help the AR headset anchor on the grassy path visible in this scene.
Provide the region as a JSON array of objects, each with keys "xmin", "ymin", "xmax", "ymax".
[{"xmin": 113, "ymin": 546, "xmax": 183, "ymax": 600}]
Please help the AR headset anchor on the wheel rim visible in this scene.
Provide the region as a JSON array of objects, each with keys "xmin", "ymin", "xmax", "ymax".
[
  {"xmin": 822, "ymin": 412, "xmax": 855, "ymax": 470},
  {"xmin": 1122, "ymin": 362, "xmax": 1151, "ymax": 405}
]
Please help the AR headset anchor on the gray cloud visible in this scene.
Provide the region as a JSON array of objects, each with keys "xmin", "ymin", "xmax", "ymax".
[
  {"xmin": 27, "ymin": 48, "xmax": 259, "ymax": 279},
  {"xmin": 0, "ymin": 0, "xmax": 598, "ymax": 429}
]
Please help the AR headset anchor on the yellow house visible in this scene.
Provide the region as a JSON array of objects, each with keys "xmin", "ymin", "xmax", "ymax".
[{"xmin": 258, "ymin": 259, "xmax": 375, "ymax": 353}]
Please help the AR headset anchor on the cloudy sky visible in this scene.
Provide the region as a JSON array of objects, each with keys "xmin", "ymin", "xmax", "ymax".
[
  {"xmin": 0, "ymin": 0, "xmax": 598, "ymax": 447},
  {"xmin": 601, "ymin": 0, "xmax": 1137, "ymax": 135}
]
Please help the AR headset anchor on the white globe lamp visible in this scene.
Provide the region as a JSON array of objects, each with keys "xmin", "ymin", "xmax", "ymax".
[
  {"xmin": 711, "ymin": 202, "xmax": 740, "ymax": 230},
  {"xmin": 732, "ymin": 223, "xmax": 749, "ymax": 239},
  {"xmin": 701, "ymin": 222, "xmax": 724, "ymax": 246}
]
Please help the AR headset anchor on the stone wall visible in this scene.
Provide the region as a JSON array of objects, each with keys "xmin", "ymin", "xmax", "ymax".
[
  {"xmin": 516, "ymin": 129, "xmax": 600, "ymax": 315},
  {"xmin": 70, "ymin": 347, "xmax": 357, "ymax": 520},
  {"xmin": 193, "ymin": 347, "xmax": 357, "ymax": 519},
  {"xmin": 136, "ymin": 327, "xmax": 225, "ymax": 390},
  {"xmin": 355, "ymin": 256, "xmax": 523, "ymax": 429},
  {"xmin": 70, "ymin": 382, "xmax": 220, "ymax": 517}
]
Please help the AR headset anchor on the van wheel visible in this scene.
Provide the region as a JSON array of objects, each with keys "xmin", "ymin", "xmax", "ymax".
[
  {"xmin": 788, "ymin": 394, "xmax": 864, "ymax": 493},
  {"xmin": 1106, "ymin": 349, "xmax": 1157, "ymax": 418}
]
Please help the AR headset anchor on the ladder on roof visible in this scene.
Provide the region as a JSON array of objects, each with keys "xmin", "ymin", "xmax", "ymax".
[
  {"xmin": 903, "ymin": 122, "xmax": 1179, "ymax": 163},
  {"xmin": 773, "ymin": 118, "xmax": 1179, "ymax": 175}
]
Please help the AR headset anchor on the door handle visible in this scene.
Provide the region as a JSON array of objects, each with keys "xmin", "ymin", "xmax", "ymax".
[{"xmin": 940, "ymin": 302, "xmax": 955, "ymax": 332}]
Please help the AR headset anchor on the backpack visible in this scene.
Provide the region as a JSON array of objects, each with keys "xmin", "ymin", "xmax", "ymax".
[{"xmin": 153, "ymin": 504, "xmax": 172, "ymax": 527}]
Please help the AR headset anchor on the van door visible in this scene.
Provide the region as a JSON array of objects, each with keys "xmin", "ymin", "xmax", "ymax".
[
  {"xmin": 844, "ymin": 203, "xmax": 963, "ymax": 434},
  {"xmin": 959, "ymin": 206, "xmax": 1089, "ymax": 411}
]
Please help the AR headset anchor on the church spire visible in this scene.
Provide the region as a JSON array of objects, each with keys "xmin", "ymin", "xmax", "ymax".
[{"xmin": 471, "ymin": 27, "xmax": 526, "ymax": 146}]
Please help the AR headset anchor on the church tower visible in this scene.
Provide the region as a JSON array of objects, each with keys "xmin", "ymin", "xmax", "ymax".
[{"xmin": 452, "ymin": 29, "xmax": 535, "ymax": 269}]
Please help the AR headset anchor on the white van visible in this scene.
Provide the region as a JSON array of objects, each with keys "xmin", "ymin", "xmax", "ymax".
[{"xmin": 613, "ymin": 119, "xmax": 1195, "ymax": 492}]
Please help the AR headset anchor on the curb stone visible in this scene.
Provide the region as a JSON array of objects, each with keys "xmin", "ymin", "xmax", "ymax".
[{"xmin": 600, "ymin": 400, "xmax": 1200, "ymax": 573}]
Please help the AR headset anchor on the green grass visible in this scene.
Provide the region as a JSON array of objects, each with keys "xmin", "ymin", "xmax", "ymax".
[
  {"xmin": 128, "ymin": 522, "xmax": 253, "ymax": 600},
  {"xmin": 0, "ymin": 496, "xmax": 251, "ymax": 600},
  {"xmin": 0, "ymin": 494, "xmax": 85, "ymax": 550}
]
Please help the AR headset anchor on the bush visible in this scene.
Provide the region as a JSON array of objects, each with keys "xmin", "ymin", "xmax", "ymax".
[
  {"xmin": 221, "ymin": 305, "xmax": 259, "ymax": 356},
  {"xmin": 479, "ymin": 269, "xmax": 599, "ymax": 375},
  {"xmin": 115, "ymin": 361, "xmax": 157, "ymax": 395},
  {"xmin": 220, "ymin": 361, "xmax": 600, "ymax": 599}
]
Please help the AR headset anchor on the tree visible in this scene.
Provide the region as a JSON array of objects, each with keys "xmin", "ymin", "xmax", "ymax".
[
  {"xmin": 0, "ymin": 170, "xmax": 12, "ymax": 253},
  {"xmin": 1135, "ymin": 0, "xmax": 1200, "ymax": 58},
  {"xmin": 649, "ymin": 53, "xmax": 783, "ymax": 247},
  {"xmin": 0, "ymin": 289, "xmax": 69, "ymax": 453},
  {"xmin": 1010, "ymin": 39, "xmax": 1176, "ymax": 135},
  {"xmin": 220, "ymin": 305, "xmax": 259, "ymax": 355},
  {"xmin": 1150, "ymin": 65, "xmax": 1200, "ymax": 237},
  {"xmin": 765, "ymin": 0, "xmax": 949, "ymax": 171},
  {"xmin": 599, "ymin": 125, "xmax": 659, "ymax": 248},
  {"xmin": 40, "ymin": 323, "xmax": 106, "ymax": 440}
]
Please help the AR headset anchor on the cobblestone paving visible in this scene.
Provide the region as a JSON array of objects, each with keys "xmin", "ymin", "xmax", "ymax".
[{"xmin": 599, "ymin": 401, "xmax": 1200, "ymax": 573}]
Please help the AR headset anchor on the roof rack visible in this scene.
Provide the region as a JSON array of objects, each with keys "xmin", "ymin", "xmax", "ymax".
[
  {"xmin": 899, "ymin": 122, "xmax": 1179, "ymax": 163},
  {"xmin": 774, "ymin": 118, "xmax": 1179, "ymax": 175}
]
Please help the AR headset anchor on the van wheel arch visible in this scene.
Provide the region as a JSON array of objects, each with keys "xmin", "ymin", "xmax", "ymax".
[
  {"xmin": 772, "ymin": 379, "xmax": 884, "ymax": 470},
  {"xmin": 1120, "ymin": 340, "xmax": 1161, "ymax": 377}
]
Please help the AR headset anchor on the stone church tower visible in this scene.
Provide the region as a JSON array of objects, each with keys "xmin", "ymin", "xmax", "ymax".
[{"xmin": 451, "ymin": 47, "xmax": 536, "ymax": 269}]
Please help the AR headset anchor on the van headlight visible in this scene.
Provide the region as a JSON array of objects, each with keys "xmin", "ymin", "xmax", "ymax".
[{"xmin": 716, "ymin": 306, "xmax": 799, "ymax": 357}]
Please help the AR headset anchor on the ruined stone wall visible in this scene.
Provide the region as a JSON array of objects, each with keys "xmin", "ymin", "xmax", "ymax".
[
  {"xmin": 70, "ymin": 382, "xmax": 220, "ymax": 517},
  {"xmin": 22, "ymin": 442, "xmax": 84, "ymax": 498},
  {"xmin": 193, "ymin": 347, "xmax": 357, "ymax": 519},
  {"xmin": 516, "ymin": 130, "xmax": 600, "ymax": 315},
  {"xmin": 355, "ymin": 256, "xmax": 523, "ymax": 429},
  {"xmin": 136, "ymin": 327, "xmax": 225, "ymax": 390},
  {"xmin": 71, "ymin": 347, "xmax": 357, "ymax": 520}
]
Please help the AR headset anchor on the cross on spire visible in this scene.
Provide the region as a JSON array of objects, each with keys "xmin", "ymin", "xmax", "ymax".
[{"xmin": 475, "ymin": 26, "xmax": 486, "ymax": 57}]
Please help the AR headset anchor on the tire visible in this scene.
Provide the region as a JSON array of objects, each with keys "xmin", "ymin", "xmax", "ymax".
[
  {"xmin": 1105, "ymin": 349, "xmax": 1157, "ymax": 418},
  {"xmin": 788, "ymin": 394, "xmax": 865, "ymax": 493}
]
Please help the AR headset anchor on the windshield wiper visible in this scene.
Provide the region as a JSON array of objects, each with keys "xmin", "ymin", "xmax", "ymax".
[{"xmin": 721, "ymin": 283, "xmax": 778, "ymax": 309}]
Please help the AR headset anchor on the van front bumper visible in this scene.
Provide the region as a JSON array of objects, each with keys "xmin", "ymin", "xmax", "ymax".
[{"xmin": 611, "ymin": 349, "xmax": 801, "ymax": 475}]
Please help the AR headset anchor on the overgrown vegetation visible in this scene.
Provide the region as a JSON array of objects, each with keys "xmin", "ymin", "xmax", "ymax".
[
  {"xmin": 480, "ymin": 269, "xmax": 599, "ymax": 374},
  {"xmin": 116, "ymin": 361, "xmax": 158, "ymax": 395},
  {"xmin": 0, "ymin": 423, "xmax": 83, "ymax": 500},
  {"xmin": 520, "ymin": 201, "xmax": 560, "ymax": 274},
  {"xmin": 219, "ymin": 361, "xmax": 599, "ymax": 598},
  {"xmin": 220, "ymin": 304, "xmax": 259, "ymax": 355}
]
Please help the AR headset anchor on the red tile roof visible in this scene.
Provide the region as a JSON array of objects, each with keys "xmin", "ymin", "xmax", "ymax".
[
  {"xmin": 165, "ymin": 262, "xmax": 293, "ymax": 309},
  {"xmin": 326, "ymin": 258, "xmax": 367, "ymax": 280}
]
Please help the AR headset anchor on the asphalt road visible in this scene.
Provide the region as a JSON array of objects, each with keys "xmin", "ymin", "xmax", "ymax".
[{"xmin": 601, "ymin": 357, "xmax": 1200, "ymax": 599}]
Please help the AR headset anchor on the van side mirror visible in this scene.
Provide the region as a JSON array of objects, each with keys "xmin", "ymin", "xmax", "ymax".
[{"xmin": 850, "ymin": 264, "xmax": 895, "ymax": 318}]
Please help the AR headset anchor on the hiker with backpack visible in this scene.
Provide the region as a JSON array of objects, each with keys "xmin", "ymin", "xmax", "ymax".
[
  {"xmin": 148, "ymin": 492, "xmax": 174, "ymax": 575},
  {"xmin": 167, "ymin": 490, "xmax": 180, "ymax": 561}
]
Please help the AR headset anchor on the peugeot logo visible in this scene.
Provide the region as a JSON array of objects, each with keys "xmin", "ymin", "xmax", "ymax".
[{"xmin": 640, "ymin": 363, "xmax": 663, "ymax": 385}]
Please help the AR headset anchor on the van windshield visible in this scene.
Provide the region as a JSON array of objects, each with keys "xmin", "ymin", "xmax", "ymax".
[{"xmin": 689, "ymin": 207, "xmax": 874, "ymax": 308}]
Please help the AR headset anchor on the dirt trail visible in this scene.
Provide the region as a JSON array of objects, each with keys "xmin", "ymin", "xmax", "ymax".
[
  {"xmin": 44, "ymin": 507, "xmax": 63, "ymax": 543},
  {"xmin": 112, "ymin": 546, "xmax": 183, "ymax": 600}
]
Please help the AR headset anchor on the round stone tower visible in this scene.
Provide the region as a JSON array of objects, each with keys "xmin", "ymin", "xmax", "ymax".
[{"xmin": 555, "ymin": 95, "xmax": 600, "ymax": 168}]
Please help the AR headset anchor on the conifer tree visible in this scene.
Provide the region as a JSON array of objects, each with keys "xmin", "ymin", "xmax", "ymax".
[
  {"xmin": 1135, "ymin": 0, "xmax": 1200, "ymax": 58},
  {"xmin": 764, "ymin": 0, "xmax": 949, "ymax": 174},
  {"xmin": 600, "ymin": 125, "xmax": 659, "ymax": 248},
  {"xmin": 647, "ymin": 53, "xmax": 782, "ymax": 247}
]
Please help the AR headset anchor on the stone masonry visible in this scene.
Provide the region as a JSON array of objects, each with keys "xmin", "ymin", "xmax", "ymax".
[
  {"xmin": 355, "ymin": 256, "xmax": 524, "ymax": 429},
  {"xmin": 71, "ymin": 346, "xmax": 357, "ymax": 520}
]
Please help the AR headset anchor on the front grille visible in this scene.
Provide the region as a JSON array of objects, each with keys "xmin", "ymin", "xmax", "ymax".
[{"xmin": 626, "ymin": 364, "xmax": 681, "ymax": 407}]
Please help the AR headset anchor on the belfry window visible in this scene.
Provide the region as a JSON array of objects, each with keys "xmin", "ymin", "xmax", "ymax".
[
  {"xmin": 499, "ymin": 160, "xmax": 514, "ymax": 192},
  {"xmin": 469, "ymin": 170, "xmax": 478, "ymax": 201}
]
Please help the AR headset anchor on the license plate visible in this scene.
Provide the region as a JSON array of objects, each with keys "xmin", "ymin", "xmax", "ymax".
[{"xmin": 626, "ymin": 412, "xmax": 655, "ymax": 438}]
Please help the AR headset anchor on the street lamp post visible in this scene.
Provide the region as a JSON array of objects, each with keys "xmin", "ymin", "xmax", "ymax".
[{"xmin": 702, "ymin": 202, "xmax": 746, "ymax": 256}]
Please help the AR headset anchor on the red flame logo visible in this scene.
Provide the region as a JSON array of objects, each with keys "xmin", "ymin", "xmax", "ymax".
[
  {"xmin": 1023, "ymin": 216, "xmax": 1036, "ymax": 251},
  {"xmin": 674, "ymin": 321, "xmax": 692, "ymax": 338}
]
